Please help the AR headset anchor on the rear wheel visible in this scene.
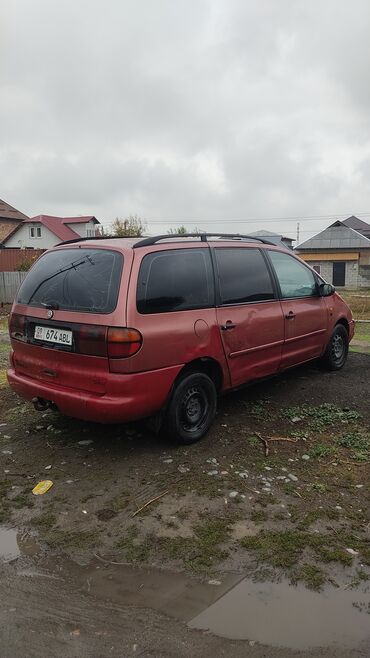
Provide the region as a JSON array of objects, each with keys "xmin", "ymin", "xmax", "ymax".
[
  {"xmin": 164, "ymin": 372, "xmax": 217, "ymax": 444},
  {"xmin": 321, "ymin": 324, "xmax": 349, "ymax": 370}
]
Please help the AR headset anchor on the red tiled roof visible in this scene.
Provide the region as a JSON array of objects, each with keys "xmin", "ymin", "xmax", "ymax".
[{"xmin": 23, "ymin": 215, "xmax": 99, "ymax": 242}]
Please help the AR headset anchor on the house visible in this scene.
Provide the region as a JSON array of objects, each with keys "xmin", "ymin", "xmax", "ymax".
[
  {"xmin": 0, "ymin": 199, "xmax": 29, "ymax": 244},
  {"xmin": 249, "ymin": 230, "xmax": 294, "ymax": 249},
  {"xmin": 3, "ymin": 215, "xmax": 101, "ymax": 249},
  {"xmin": 295, "ymin": 215, "xmax": 370, "ymax": 288}
]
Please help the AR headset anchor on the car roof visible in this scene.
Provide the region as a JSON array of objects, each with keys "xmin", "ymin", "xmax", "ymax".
[{"xmin": 56, "ymin": 233, "xmax": 284, "ymax": 250}]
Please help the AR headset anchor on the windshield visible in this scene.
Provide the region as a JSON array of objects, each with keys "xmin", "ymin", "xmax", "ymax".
[{"xmin": 16, "ymin": 248, "xmax": 123, "ymax": 313}]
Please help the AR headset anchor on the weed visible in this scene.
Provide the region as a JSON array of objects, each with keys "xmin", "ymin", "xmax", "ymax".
[
  {"xmin": 291, "ymin": 564, "xmax": 326, "ymax": 590},
  {"xmin": 335, "ymin": 431, "xmax": 369, "ymax": 461},
  {"xmin": 292, "ymin": 508, "xmax": 339, "ymax": 530},
  {"xmin": 281, "ymin": 404, "xmax": 361, "ymax": 432},
  {"xmin": 250, "ymin": 510, "xmax": 269, "ymax": 523},
  {"xmin": 45, "ymin": 529, "xmax": 99, "ymax": 550},
  {"xmin": 31, "ymin": 513, "xmax": 56, "ymax": 529},
  {"xmin": 309, "ymin": 444, "xmax": 335, "ymax": 459},
  {"xmin": 240, "ymin": 529, "xmax": 356, "ymax": 570},
  {"xmin": 311, "ymin": 483, "xmax": 329, "ymax": 493},
  {"xmin": 11, "ymin": 493, "xmax": 34, "ymax": 509},
  {"xmin": 115, "ymin": 527, "xmax": 151, "ymax": 562},
  {"xmin": 161, "ymin": 518, "xmax": 230, "ymax": 573}
]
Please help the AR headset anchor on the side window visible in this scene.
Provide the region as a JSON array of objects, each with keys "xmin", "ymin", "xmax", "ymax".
[
  {"xmin": 214, "ymin": 248, "xmax": 275, "ymax": 304},
  {"xmin": 137, "ymin": 248, "xmax": 214, "ymax": 314},
  {"xmin": 268, "ymin": 251, "xmax": 317, "ymax": 298}
]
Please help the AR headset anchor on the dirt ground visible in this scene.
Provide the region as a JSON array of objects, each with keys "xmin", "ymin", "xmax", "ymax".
[{"xmin": 0, "ymin": 330, "xmax": 369, "ymax": 657}]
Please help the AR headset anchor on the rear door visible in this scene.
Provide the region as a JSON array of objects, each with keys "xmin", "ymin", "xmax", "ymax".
[
  {"xmin": 11, "ymin": 245, "xmax": 127, "ymax": 393},
  {"xmin": 125, "ymin": 245, "xmax": 227, "ymax": 378},
  {"xmin": 267, "ymin": 250, "xmax": 327, "ymax": 368},
  {"xmin": 214, "ymin": 246, "xmax": 284, "ymax": 387}
]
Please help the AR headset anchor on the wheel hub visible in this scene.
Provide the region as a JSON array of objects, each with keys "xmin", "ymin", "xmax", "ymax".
[
  {"xmin": 332, "ymin": 334, "xmax": 344, "ymax": 359},
  {"xmin": 181, "ymin": 386, "xmax": 208, "ymax": 431}
]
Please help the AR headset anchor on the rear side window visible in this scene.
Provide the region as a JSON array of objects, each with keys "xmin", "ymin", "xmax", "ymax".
[
  {"xmin": 16, "ymin": 248, "xmax": 123, "ymax": 313},
  {"xmin": 215, "ymin": 248, "xmax": 275, "ymax": 304},
  {"xmin": 268, "ymin": 250, "xmax": 317, "ymax": 298},
  {"xmin": 137, "ymin": 248, "xmax": 214, "ymax": 314}
]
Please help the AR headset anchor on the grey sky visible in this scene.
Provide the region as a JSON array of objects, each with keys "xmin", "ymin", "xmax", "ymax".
[{"xmin": 1, "ymin": 0, "xmax": 370, "ymax": 241}]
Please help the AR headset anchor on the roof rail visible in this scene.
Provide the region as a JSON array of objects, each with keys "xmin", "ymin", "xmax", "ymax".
[
  {"xmin": 133, "ymin": 233, "xmax": 275, "ymax": 248},
  {"xmin": 56, "ymin": 235, "xmax": 142, "ymax": 246},
  {"xmin": 57, "ymin": 233, "xmax": 276, "ymax": 247}
]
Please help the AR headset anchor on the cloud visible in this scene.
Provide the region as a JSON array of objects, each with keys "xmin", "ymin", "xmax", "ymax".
[{"xmin": 1, "ymin": 0, "xmax": 370, "ymax": 238}]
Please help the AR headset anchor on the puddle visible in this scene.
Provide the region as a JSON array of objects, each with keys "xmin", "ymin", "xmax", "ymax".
[
  {"xmin": 2, "ymin": 526, "xmax": 369, "ymax": 651},
  {"xmin": 0, "ymin": 527, "xmax": 41, "ymax": 562},
  {"xmin": 189, "ymin": 578, "xmax": 370, "ymax": 650},
  {"xmin": 0, "ymin": 528, "xmax": 20, "ymax": 562},
  {"xmin": 49, "ymin": 557, "xmax": 242, "ymax": 622}
]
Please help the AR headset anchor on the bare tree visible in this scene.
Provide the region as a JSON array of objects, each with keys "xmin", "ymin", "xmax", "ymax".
[{"xmin": 167, "ymin": 225, "xmax": 188, "ymax": 235}]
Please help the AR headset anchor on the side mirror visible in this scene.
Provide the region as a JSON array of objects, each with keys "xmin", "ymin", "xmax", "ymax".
[{"xmin": 319, "ymin": 283, "xmax": 335, "ymax": 297}]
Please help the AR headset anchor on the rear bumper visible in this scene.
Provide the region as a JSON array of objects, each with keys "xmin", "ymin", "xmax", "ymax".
[
  {"xmin": 349, "ymin": 319, "xmax": 355, "ymax": 342},
  {"xmin": 7, "ymin": 365, "xmax": 183, "ymax": 424}
]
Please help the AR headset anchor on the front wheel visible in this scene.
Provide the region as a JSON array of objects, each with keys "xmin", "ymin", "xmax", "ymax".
[
  {"xmin": 321, "ymin": 324, "xmax": 349, "ymax": 370},
  {"xmin": 163, "ymin": 372, "xmax": 217, "ymax": 444}
]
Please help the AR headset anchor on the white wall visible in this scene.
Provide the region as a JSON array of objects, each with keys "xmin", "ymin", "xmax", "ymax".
[
  {"xmin": 5, "ymin": 222, "xmax": 58, "ymax": 249},
  {"xmin": 65, "ymin": 222, "xmax": 88, "ymax": 237}
]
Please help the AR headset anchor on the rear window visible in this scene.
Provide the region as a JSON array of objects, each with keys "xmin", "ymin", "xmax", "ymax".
[
  {"xmin": 16, "ymin": 248, "xmax": 123, "ymax": 314},
  {"xmin": 137, "ymin": 248, "xmax": 214, "ymax": 314}
]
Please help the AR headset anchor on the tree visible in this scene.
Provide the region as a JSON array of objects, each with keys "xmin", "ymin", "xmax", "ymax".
[
  {"xmin": 111, "ymin": 215, "xmax": 147, "ymax": 237},
  {"xmin": 15, "ymin": 256, "xmax": 38, "ymax": 271},
  {"xmin": 167, "ymin": 225, "xmax": 188, "ymax": 235}
]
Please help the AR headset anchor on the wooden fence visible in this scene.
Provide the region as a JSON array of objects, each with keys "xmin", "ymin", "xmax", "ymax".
[
  {"xmin": 0, "ymin": 249, "xmax": 44, "ymax": 272},
  {"xmin": 0, "ymin": 272, "xmax": 27, "ymax": 304}
]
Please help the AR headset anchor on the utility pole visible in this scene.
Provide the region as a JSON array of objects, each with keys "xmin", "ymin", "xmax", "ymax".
[{"xmin": 296, "ymin": 222, "xmax": 300, "ymax": 244}]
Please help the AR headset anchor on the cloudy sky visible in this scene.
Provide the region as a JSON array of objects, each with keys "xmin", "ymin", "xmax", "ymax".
[{"xmin": 1, "ymin": 0, "xmax": 370, "ymax": 242}]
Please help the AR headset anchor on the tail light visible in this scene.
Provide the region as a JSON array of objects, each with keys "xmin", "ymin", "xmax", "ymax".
[
  {"xmin": 9, "ymin": 316, "xmax": 142, "ymax": 360},
  {"xmin": 107, "ymin": 327, "xmax": 142, "ymax": 358},
  {"xmin": 78, "ymin": 325, "xmax": 107, "ymax": 356},
  {"xmin": 77, "ymin": 325, "xmax": 142, "ymax": 358},
  {"xmin": 9, "ymin": 314, "xmax": 26, "ymax": 341}
]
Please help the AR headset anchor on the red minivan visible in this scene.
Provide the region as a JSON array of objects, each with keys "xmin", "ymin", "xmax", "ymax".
[{"xmin": 7, "ymin": 233, "xmax": 355, "ymax": 444}]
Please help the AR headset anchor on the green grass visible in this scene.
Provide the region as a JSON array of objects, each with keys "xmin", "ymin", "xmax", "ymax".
[
  {"xmin": 309, "ymin": 444, "xmax": 335, "ymax": 459},
  {"xmin": 292, "ymin": 508, "xmax": 339, "ymax": 531},
  {"xmin": 115, "ymin": 527, "xmax": 151, "ymax": 562},
  {"xmin": 335, "ymin": 431, "xmax": 370, "ymax": 461},
  {"xmin": 353, "ymin": 323, "xmax": 370, "ymax": 342},
  {"xmin": 240, "ymin": 529, "xmax": 354, "ymax": 569},
  {"xmin": 291, "ymin": 564, "xmax": 326, "ymax": 591},
  {"xmin": 281, "ymin": 403, "xmax": 361, "ymax": 432},
  {"xmin": 115, "ymin": 517, "xmax": 231, "ymax": 573}
]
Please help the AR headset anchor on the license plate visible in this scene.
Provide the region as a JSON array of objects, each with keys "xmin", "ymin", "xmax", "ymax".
[{"xmin": 34, "ymin": 325, "xmax": 73, "ymax": 346}]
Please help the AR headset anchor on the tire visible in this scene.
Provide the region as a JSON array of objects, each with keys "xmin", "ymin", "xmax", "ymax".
[
  {"xmin": 164, "ymin": 371, "xmax": 217, "ymax": 444},
  {"xmin": 321, "ymin": 324, "xmax": 349, "ymax": 371}
]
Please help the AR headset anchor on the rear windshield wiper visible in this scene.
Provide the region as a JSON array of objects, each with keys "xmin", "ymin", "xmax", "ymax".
[
  {"xmin": 27, "ymin": 257, "xmax": 94, "ymax": 305},
  {"xmin": 41, "ymin": 302, "xmax": 59, "ymax": 310}
]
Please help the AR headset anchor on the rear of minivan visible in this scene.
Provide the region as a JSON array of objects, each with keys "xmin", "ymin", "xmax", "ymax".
[{"xmin": 7, "ymin": 240, "xmax": 182, "ymax": 423}]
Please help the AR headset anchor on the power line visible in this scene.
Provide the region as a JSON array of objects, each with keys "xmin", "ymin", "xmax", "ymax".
[{"xmin": 142, "ymin": 212, "xmax": 370, "ymax": 224}]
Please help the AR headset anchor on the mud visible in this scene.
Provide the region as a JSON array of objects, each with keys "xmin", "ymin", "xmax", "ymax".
[
  {"xmin": 0, "ymin": 350, "xmax": 369, "ymax": 657},
  {"xmin": 1, "ymin": 530, "xmax": 369, "ymax": 658}
]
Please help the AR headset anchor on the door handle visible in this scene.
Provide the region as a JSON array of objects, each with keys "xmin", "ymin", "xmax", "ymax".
[
  {"xmin": 221, "ymin": 322, "xmax": 236, "ymax": 330},
  {"xmin": 285, "ymin": 311, "xmax": 296, "ymax": 320}
]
